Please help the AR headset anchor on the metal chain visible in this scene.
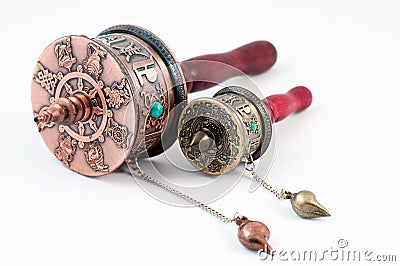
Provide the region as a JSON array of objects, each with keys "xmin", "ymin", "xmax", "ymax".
[
  {"xmin": 245, "ymin": 155, "xmax": 292, "ymax": 200},
  {"xmin": 128, "ymin": 159, "xmax": 238, "ymax": 223}
]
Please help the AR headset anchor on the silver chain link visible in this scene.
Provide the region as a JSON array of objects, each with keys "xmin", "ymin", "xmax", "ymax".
[
  {"xmin": 245, "ymin": 155, "xmax": 292, "ymax": 200},
  {"xmin": 128, "ymin": 159, "xmax": 237, "ymax": 223}
]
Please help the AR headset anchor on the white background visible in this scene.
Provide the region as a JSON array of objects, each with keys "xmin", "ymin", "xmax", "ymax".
[{"xmin": 1, "ymin": 0, "xmax": 399, "ymax": 265}]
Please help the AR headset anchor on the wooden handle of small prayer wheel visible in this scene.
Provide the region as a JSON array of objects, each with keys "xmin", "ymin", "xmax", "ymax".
[
  {"xmin": 180, "ymin": 41, "xmax": 277, "ymax": 93},
  {"xmin": 263, "ymin": 86, "xmax": 312, "ymax": 123}
]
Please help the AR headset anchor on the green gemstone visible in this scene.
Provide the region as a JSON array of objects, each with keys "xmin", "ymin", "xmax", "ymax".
[
  {"xmin": 150, "ymin": 101, "xmax": 164, "ymax": 118},
  {"xmin": 250, "ymin": 121, "xmax": 257, "ymax": 131}
]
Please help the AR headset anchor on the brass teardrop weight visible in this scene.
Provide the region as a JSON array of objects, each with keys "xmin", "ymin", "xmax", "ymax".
[{"xmin": 284, "ymin": 190, "xmax": 331, "ymax": 218}]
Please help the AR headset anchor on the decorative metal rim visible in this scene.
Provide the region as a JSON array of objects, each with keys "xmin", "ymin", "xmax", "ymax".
[
  {"xmin": 214, "ymin": 86, "xmax": 272, "ymax": 160},
  {"xmin": 97, "ymin": 24, "xmax": 187, "ymax": 157}
]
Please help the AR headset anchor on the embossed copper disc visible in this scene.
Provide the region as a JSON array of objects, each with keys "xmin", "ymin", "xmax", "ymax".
[
  {"xmin": 32, "ymin": 26, "xmax": 187, "ymax": 176},
  {"xmin": 32, "ymin": 36, "xmax": 137, "ymax": 176}
]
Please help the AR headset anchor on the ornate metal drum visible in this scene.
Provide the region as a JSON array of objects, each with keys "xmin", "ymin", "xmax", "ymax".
[
  {"xmin": 178, "ymin": 86, "xmax": 273, "ymax": 175},
  {"xmin": 31, "ymin": 25, "xmax": 186, "ymax": 176}
]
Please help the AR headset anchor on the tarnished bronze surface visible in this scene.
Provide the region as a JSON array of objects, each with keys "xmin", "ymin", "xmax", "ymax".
[
  {"xmin": 283, "ymin": 190, "xmax": 331, "ymax": 218},
  {"xmin": 215, "ymin": 86, "xmax": 272, "ymax": 160},
  {"xmin": 178, "ymin": 98, "xmax": 245, "ymax": 175},
  {"xmin": 32, "ymin": 25, "xmax": 186, "ymax": 176},
  {"xmin": 178, "ymin": 86, "xmax": 272, "ymax": 175}
]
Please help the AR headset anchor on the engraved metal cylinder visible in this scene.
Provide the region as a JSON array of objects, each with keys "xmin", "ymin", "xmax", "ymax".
[
  {"xmin": 178, "ymin": 86, "xmax": 272, "ymax": 175},
  {"xmin": 31, "ymin": 25, "xmax": 186, "ymax": 176}
]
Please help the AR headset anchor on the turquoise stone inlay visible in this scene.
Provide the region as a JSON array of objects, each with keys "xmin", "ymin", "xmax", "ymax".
[
  {"xmin": 150, "ymin": 101, "xmax": 163, "ymax": 118},
  {"xmin": 250, "ymin": 121, "xmax": 257, "ymax": 132}
]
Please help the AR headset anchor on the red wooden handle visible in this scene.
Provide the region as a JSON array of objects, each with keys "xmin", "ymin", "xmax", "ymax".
[
  {"xmin": 263, "ymin": 86, "xmax": 312, "ymax": 123},
  {"xmin": 180, "ymin": 41, "xmax": 277, "ymax": 93}
]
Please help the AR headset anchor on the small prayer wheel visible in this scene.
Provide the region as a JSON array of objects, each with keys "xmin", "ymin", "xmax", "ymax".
[
  {"xmin": 178, "ymin": 86, "xmax": 312, "ymax": 175},
  {"xmin": 31, "ymin": 24, "xmax": 277, "ymax": 176}
]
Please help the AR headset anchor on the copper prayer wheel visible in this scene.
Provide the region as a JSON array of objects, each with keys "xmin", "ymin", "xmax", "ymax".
[{"xmin": 31, "ymin": 24, "xmax": 277, "ymax": 176}]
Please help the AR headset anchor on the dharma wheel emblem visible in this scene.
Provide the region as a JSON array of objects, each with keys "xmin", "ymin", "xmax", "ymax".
[{"xmin": 32, "ymin": 36, "xmax": 134, "ymax": 175}]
